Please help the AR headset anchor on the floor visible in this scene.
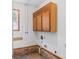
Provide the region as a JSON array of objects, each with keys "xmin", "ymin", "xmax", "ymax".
[{"xmin": 13, "ymin": 53, "xmax": 42, "ymax": 59}]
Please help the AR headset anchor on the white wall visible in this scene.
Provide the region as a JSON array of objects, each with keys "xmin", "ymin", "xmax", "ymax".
[
  {"xmin": 34, "ymin": 0, "xmax": 66, "ymax": 59},
  {"xmin": 13, "ymin": 2, "xmax": 38, "ymax": 48},
  {"xmin": 13, "ymin": 0, "xmax": 66, "ymax": 59},
  {"xmin": 56, "ymin": 0, "xmax": 66, "ymax": 58}
]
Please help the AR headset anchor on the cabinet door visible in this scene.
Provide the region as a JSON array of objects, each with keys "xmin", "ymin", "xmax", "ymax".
[
  {"xmin": 33, "ymin": 15, "xmax": 37, "ymax": 31},
  {"xmin": 42, "ymin": 10, "xmax": 50, "ymax": 31},
  {"xmin": 36, "ymin": 13, "xmax": 42, "ymax": 31}
]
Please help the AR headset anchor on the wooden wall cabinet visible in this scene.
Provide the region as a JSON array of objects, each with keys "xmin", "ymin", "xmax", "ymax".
[
  {"xmin": 33, "ymin": 2, "xmax": 57, "ymax": 32},
  {"xmin": 33, "ymin": 15, "xmax": 37, "ymax": 31},
  {"xmin": 36, "ymin": 12, "xmax": 42, "ymax": 31},
  {"xmin": 42, "ymin": 10, "xmax": 50, "ymax": 32}
]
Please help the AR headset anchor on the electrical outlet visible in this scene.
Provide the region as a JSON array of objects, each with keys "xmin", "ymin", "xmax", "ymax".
[
  {"xmin": 40, "ymin": 35, "xmax": 46, "ymax": 40},
  {"xmin": 44, "ymin": 45, "xmax": 47, "ymax": 48},
  {"xmin": 54, "ymin": 51, "xmax": 57, "ymax": 53},
  {"xmin": 40, "ymin": 35, "xmax": 43, "ymax": 40}
]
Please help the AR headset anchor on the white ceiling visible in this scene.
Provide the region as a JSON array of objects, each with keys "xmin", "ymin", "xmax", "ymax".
[{"xmin": 13, "ymin": 0, "xmax": 46, "ymax": 6}]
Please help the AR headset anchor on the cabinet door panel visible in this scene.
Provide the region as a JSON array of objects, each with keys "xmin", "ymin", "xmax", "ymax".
[
  {"xmin": 37, "ymin": 13, "xmax": 42, "ymax": 31},
  {"xmin": 42, "ymin": 10, "xmax": 50, "ymax": 31},
  {"xmin": 33, "ymin": 16, "xmax": 37, "ymax": 31}
]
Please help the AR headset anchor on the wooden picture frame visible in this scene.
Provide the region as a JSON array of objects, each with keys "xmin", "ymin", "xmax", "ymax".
[{"xmin": 12, "ymin": 9, "xmax": 20, "ymax": 31}]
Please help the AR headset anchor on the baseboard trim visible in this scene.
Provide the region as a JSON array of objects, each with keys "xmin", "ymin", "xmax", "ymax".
[
  {"xmin": 13, "ymin": 45, "xmax": 62, "ymax": 59},
  {"xmin": 13, "ymin": 45, "xmax": 39, "ymax": 56},
  {"xmin": 41, "ymin": 48, "xmax": 62, "ymax": 59}
]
